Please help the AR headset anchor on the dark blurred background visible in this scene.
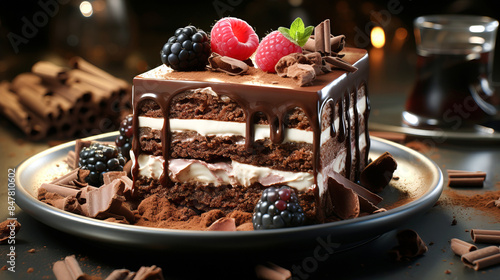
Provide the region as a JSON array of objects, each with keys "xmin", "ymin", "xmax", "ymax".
[{"xmin": 1, "ymin": 0, "xmax": 499, "ymax": 83}]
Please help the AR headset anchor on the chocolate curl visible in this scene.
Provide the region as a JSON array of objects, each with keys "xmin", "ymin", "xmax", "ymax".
[
  {"xmin": 451, "ymin": 238, "xmax": 478, "ymax": 256},
  {"xmin": 32, "ymin": 61, "xmax": 68, "ymax": 82},
  {"xmin": 305, "ymin": 35, "xmax": 346, "ymax": 54},
  {"xmin": 66, "ymin": 151, "xmax": 77, "ymax": 170},
  {"xmin": 461, "ymin": 246, "xmax": 500, "ymax": 270},
  {"xmin": 208, "ymin": 52, "xmax": 249, "ymax": 75},
  {"xmin": 52, "ymin": 255, "xmax": 91, "ymax": 280},
  {"xmin": 87, "ymin": 179, "xmax": 125, "ymax": 217},
  {"xmin": 103, "ymin": 171, "xmax": 127, "ymax": 185},
  {"xmin": 70, "ymin": 56, "xmax": 129, "ymax": 89},
  {"xmin": 324, "ymin": 56, "xmax": 358, "ymax": 72},
  {"xmin": 255, "ymin": 262, "xmax": 291, "ymax": 280},
  {"xmin": 360, "ymin": 152, "xmax": 398, "ymax": 193},
  {"xmin": 206, "ymin": 217, "xmax": 237, "ymax": 231},
  {"xmin": 39, "ymin": 183, "xmax": 81, "ymax": 198},
  {"xmin": 104, "ymin": 269, "xmax": 135, "ymax": 280},
  {"xmin": 313, "ymin": 19, "xmax": 331, "ymax": 55},
  {"xmin": 87, "ymin": 179, "xmax": 135, "ymax": 223},
  {"xmin": 133, "ymin": 265, "xmax": 165, "ymax": 280},
  {"xmin": 50, "ymin": 168, "xmax": 80, "ymax": 186},
  {"xmin": 471, "ymin": 229, "xmax": 500, "ymax": 244},
  {"xmin": 0, "ymin": 219, "xmax": 21, "ymax": 244}
]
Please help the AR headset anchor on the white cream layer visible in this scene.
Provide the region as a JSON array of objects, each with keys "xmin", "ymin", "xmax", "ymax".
[
  {"xmin": 138, "ymin": 116, "xmax": 313, "ymax": 144},
  {"xmin": 135, "ymin": 153, "xmax": 314, "ymax": 191}
]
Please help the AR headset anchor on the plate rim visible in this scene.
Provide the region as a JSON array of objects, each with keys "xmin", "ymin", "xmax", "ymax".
[{"xmin": 14, "ymin": 133, "xmax": 444, "ymax": 248}]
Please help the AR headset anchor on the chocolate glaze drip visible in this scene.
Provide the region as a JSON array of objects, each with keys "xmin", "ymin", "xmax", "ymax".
[{"xmin": 132, "ymin": 48, "xmax": 369, "ymax": 212}]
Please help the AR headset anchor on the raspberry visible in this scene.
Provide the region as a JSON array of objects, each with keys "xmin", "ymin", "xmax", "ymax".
[
  {"xmin": 79, "ymin": 143, "xmax": 126, "ymax": 186},
  {"xmin": 211, "ymin": 17, "xmax": 259, "ymax": 61},
  {"xmin": 115, "ymin": 114, "xmax": 133, "ymax": 160},
  {"xmin": 255, "ymin": 18, "xmax": 313, "ymax": 73},
  {"xmin": 161, "ymin": 25, "xmax": 211, "ymax": 71},
  {"xmin": 252, "ymin": 186, "xmax": 305, "ymax": 230}
]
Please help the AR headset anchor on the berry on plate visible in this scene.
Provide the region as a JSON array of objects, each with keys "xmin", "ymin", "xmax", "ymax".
[
  {"xmin": 255, "ymin": 17, "xmax": 313, "ymax": 73},
  {"xmin": 252, "ymin": 186, "xmax": 305, "ymax": 230},
  {"xmin": 115, "ymin": 114, "xmax": 133, "ymax": 160},
  {"xmin": 211, "ymin": 17, "xmax": 259, "ymax": 61},
  {"xmin": 79, "ymin": 143, "xmax": 126, "ymax": 186},
  {"xmin": 161, "ymin": 25, "xmax": 211, "ymax": 71}
]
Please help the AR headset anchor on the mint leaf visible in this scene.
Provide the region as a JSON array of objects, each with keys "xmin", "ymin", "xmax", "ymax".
[
  {"xmin": 278, "ymin": 17, "xmax": 313, "ymax": 47},
  {"xmin": 297, "ymin": 25, "xmax": 314, "ymax": 47}
]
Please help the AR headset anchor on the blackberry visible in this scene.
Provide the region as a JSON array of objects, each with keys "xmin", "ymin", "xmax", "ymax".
[
  {"xmin": 160, "ymin": 25, "xmax": 211, "ymax": 71},
  {"xmin": 79, "ymin": 143, "xmax": 126, "ymax": 186},
  {"xmin": 252, "ymin": 186, "xmax": 305, "ymax": 230},
  {"xmin": 115, "ymin": 114, "xmax": 133, "ymax": 160}
]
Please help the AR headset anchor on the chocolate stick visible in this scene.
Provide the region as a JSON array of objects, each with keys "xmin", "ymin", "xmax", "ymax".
[
  {"xmin": 323, "ymin": 19, "xmax": 331, "ymax": 55},
  {"xmin": 461, "ymin": 246, "xmax": 500, "ymax": 270},
  {"xmin": 471, "ymin": 229, "xmax": 500, "ymax": 244},
  {"xmin": 448, "ymin": 177, "xmax": 485, "ymax": 188},
  {"xmin": 450, "ymin": 238, "xmax": 478, "ymax": 256},
  {"xmin": 68, "ymin": 69, "xmax": 120, "ymax": 93},
  {"xmin": 70, "ymin": 56, "xmax": 129, "ymax": 89},
  {"xmin": 448, "ymin": 170, "xmax": 487, "ymax": 178},
  {"xmin": 314, "ymin": 21, "xmax": 325, "ymax": 54},
  {"xmin": 0, "ymin": 82, "xmax": 31, "ymax": 133},
  {"xmin": 32, "ymin": 61, "xmax": 68, "ymax": 82}
]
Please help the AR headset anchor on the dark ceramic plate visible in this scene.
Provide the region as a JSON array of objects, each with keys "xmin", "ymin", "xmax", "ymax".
[{"xmin": 15, "ymin": 132, "xmax": 443, "ymax": 252}]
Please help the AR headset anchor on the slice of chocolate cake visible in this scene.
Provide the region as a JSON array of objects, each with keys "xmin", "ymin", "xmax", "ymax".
[{"xmin": 131, "ymin": 47, "xmax": 369, "ymax": 223}]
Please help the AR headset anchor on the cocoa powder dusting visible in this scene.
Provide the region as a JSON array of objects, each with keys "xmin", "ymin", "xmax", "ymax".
[{"xmin": 442, "ymin": 189, "xmax": 500, "ymax": 221}]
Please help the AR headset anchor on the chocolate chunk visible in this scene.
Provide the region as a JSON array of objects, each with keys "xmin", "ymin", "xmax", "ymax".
[
  {"xmin": 206, "ymin": 217, "xmax": 236, "ymax": 231},
  {"xmin": 389, "ymin": 229, "xmax": 428, "ymax": 261},
  {"xmin": 360, "ymin": 152, "xmax": 397, "ymax": 193},
  {"xmin": 0, "ymin": 219, "xmax": 21, "ymax": 244},
  {"xmin": 328, "ymin": 177, "xmax": 360, "ymax": 219},
  {"xmin": 208, "ymin": 53, "xmax": 249, "ymax": 75}
]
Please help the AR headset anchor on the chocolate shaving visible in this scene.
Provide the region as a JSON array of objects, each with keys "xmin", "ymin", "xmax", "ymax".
[
  {"xmin": 103, "ymin": 171, "xmax": 127, "ymax": 185},
  {"xmin": 389, "ymin": 229, "xmax": 428, "ymax": 261},
  {"xmin": 360, "ymin": 152, "xmax": 398, "ymax": 193},
  {"xmin": 52, "ymin": 255, "xmax": 91, "ymax": 280},
  {"xmin": 323, "ymin": 56, "xmax": 358, "ymax": 73},
  {"xmin": 0, "ymin": 219, "xmax": 21, "ymax": 244},
  {"xmin": 39, "ymin": 183, "xmax": 81, "ymax": 198},
  {"xmin": 208, "ymin": 53, "xmax": 249, "ymax": 75},
  {"xmin": 450, "ymin": 238, "xmax": 478, "ymax": 256},
  {"xmin": 206, "ymin": 217, "xmax": 236, "ymax": 231},
  {"xmin": 87, "ymin": 179, "xmax": 135, "ymax": 223},
  {"xmin": 461, "ymin": 246, "xmax": 500, "ymax": 270}
]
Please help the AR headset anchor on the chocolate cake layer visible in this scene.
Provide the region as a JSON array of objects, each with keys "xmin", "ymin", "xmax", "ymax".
[
  {"xmin": 139, "ymin": 129, "xmax": 313, "ymax": 172},
  {"xmin": 134, "ymin": 177, "xmax": 318, "ymax": 221}
]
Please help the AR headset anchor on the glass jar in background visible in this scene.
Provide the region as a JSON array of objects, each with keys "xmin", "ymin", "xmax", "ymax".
[{"xmin": 403, "ymin": 15, "xmax": 499, "ymax": 129}]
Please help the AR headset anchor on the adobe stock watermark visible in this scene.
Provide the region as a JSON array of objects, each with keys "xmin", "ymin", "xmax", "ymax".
[
  {"xmin": 213, "ymin": 0, "xmax": 244, "ymax": 18},
  {"xmin": 290, "ymin": 234, "xmax": 341, "ymax": 279},
  {"xmin": 7, "ymin": 0, "xmax": 69, "ymax": 54}
]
